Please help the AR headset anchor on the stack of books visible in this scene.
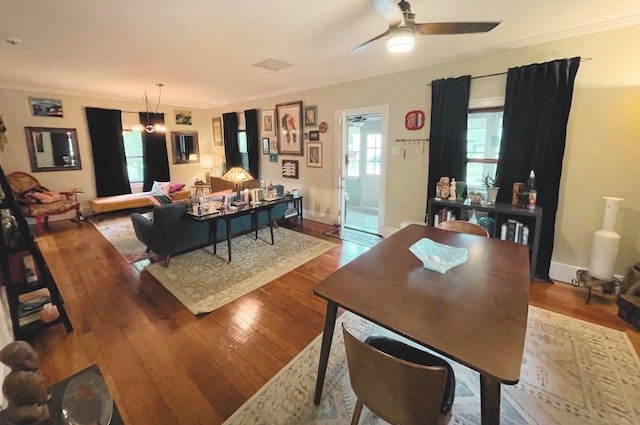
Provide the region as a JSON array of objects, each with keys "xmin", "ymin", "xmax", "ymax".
[
  {"xmin": 17, "ymin": 288, "xmax": 50, "ymax": 327},
  {"xmin": 500, "ymin": 219, "xmax": 529, "ymax": 245}
]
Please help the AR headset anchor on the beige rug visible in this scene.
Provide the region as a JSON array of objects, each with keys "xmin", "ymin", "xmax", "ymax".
[
  {"xmin": 145, "ymin": 227, "xmax": 337, "ymax": 315},
  {"xmin": 223, "ymin": 306, "xmax": 640, "ymax": 425}
]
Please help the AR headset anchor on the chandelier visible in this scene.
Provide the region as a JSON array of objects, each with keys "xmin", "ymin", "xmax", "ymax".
[{"xmin": 132, "ymin": 83, "xmax": 167, "ymax": 133}]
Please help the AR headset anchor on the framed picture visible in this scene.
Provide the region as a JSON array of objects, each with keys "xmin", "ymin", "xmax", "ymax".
[
  {"xmin": 29, "ymin": 97, "xmax": 63, "ymax": 117},
  {"xmin": 175, "ymin": 110, "xmax": 192, "ymax": 125},
  {"xmin": 307, "ymin": 142, "xmax": 322, "ymax": 168},
  {"xmin": 269, "ymin": 138, "xmax": 278, "ymax": 154},
  {"xmin": 262, "ymin": 109, "xmax": 275, "ymax": 137},
  {"xmin": 262, "ymin": 137, "xmax": 270, "ymax": 154},
  {"xmin": 282, "ymin": 159, "xmax": 299, "ymax": 179},
  {"xmin": 276, "ymin": 101, "xmax": 303, "ymax": 156},
  {"xmin": 269, "ymin": 154, "xmax": 278, "ymax": 163},
  {"xmin": 309, "ymin": 130, "xmax": 320, "ymax": 141},
  {"xmin": 304, "ymin": 105, "xmax": 317, "ymax": 127},
  {"xmin": 212, "ymin": 117, "xmax": 223, "ymax": 146}
]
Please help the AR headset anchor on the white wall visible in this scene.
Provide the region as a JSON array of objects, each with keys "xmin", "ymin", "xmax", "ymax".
[{"xmin": 1, "ymin": 24, "xmax": 639, "ymax": 282}]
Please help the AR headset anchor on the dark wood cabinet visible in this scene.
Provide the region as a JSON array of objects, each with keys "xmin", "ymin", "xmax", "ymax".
[{"xmin": 427, "ymin": 198, "xmax": 542, "ymax": 282}]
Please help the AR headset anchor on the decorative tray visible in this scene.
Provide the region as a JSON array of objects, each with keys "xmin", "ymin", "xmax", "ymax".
[
  {"xmin": 61, "ymin": 372, "xmax": 113, "ymax": 425},
  {"xmin": 409, "ymin": 238, "xmax": 468, "ymax": 274}
]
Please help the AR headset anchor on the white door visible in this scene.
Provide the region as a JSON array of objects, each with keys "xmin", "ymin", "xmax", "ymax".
[{"xmin": 334, "ymin": 105, "xmax": 388, "ymax": 237}]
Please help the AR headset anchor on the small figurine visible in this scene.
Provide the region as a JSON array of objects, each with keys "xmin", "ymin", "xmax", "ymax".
[
  {"xmin": 449, "ymin": 178, "xmax": 457, "ymax": 201},
  {"xmin": 0, "ymin": 341, "xmax": 50, "ymax": 425},
  {"xmin": 438, "ymin": 177, "xmax": 450, "ymax": 199}
]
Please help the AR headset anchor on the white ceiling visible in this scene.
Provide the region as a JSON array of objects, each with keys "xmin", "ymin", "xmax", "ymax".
[{"xmin": 1, "ymin": 1, "xmax": 639, "ymax": 109}]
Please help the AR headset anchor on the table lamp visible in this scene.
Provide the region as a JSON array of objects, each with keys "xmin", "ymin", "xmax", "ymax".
[
  {"xmin": 221, "ymin": 166, "xmax": 254, "ymax": 205},
  {"xmin": 200, "ymin": 154, "xmax": 214, "ymax": 184}
]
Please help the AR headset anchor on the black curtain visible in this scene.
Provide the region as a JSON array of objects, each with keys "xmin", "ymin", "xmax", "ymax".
[
  {"xmin": 139, "ymin": 112, "xmax": 170, "ymax": 191},
  {"xmin": 85, "ymin": 108, "xmax": 131, "ymax": 196},
  {"xmin": 496, "ymin": 57, "xmax": 581, "ymax": 280},
  {"xmin": 427, "ymin": 76, "xmax": 471, "ymax": 202},
  {"xmin": 244, "ymin": 109, "xmax": 260, "ymax": 179},
  {"xmin": 223, "ymin": 112, "xmax": 241, "ymax": 168}
]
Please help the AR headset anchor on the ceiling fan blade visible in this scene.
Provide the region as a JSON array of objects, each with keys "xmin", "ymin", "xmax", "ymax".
[
  {"xmin": 369, "ymin": 0, "xmax": 403, "ymax": 25},
  {"xmin": 350, "ymin": 28, "xmax": 393, "ymax": 55},
  {"xmin": 415, "ymin": 22, "xmax": 500, "ymax": 35}
]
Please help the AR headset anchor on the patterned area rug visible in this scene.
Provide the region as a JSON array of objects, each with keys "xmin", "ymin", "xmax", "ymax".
[
  {"xmin": 145, "ymin": 227, "xmax": 337, "ymax": 315},
  {"xmin": 323, "ymin": 226, "xmax": 383, "ymax": 248},
  {"xmin": 224, "ymin": 307, "xmax": 640, "ymax": 425},
  {"xmin": 89, "ymin": 212, "xmax": 158, "ymax": 264}
]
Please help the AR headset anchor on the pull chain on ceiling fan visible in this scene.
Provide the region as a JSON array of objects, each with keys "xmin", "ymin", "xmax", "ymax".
[{"xmin": 353, "ymin": 0, "xmax": 500, "ymax": 54}]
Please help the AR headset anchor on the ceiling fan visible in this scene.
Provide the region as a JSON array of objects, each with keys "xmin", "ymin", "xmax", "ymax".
[{"xmin": 353, "ymin": 0, "xmax": 500, "ymax": 54}]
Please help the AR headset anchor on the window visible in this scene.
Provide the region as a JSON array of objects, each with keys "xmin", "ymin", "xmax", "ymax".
[
  {"xmin": 466, "ymin": 108, "xmax": 503, "ymax": 192},
  {"xmin": 122, "ymin": 130, "xmax": 144, "ymax": 183},
  {"xmin": 365, "ymin": 133, "xmax": 382, "ymax": 175},
  {"xmin": 346, "ymin": 127, "xmax": 360, "ymax": 177},
  {"xmin": 238, "ymin": 131, "xmax": 249, "ymax": 171}
]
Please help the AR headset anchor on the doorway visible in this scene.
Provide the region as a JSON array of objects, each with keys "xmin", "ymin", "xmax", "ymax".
[{"xmin": 334, "ymin": 105, "xmax": 388, "ymax": 239}]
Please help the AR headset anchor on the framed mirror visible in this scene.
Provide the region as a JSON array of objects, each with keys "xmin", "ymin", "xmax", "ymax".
[
  {"xmin": 25, "ymin": 127, "xmax": 82, "ymax": 172},
  {"xmin": 171, "ymin": 131, "xmax": 199, "ymax": 164}
]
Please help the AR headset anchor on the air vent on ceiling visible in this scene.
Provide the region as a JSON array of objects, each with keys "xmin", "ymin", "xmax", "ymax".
[{"xmin": 252, "ymin": 58, "xmax": 294, "ymax": 72}]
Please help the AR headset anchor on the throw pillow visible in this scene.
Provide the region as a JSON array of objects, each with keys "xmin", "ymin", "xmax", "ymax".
[
  {"xmin": 151, "ymin": 181, "xmax": 171, "ymax": 196},
  {"xmin": 169, "ymin": 183, "xmax": 186, "ymax": 193}
]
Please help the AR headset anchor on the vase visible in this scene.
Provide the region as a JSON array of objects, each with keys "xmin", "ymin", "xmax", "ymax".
[
  {"xmin": 468, "ymin": 209, "xmax": 478, "ymax": 224},
  {"xmin": 486, "ymin": 187, "xmax": 499, "ymax": 205},
  {"xmin": 588, "ymin": 196, "xmax": 624, "ymax": 281},
  {"xmin": 478, "ymin": 216, "xmax": 496, "ymax": 237},
  {"xmin": 1, "ymin": 208, "xmax": 17, "ymax": 245}
]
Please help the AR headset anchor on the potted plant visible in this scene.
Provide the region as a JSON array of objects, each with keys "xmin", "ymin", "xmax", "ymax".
[{"xmin": 481, "ymin": 173, "xmax": 499, "ymax": 205}]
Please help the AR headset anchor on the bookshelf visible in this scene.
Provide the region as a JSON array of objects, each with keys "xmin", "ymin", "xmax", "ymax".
[
  {"xmin": 427, "ymin": 198, "xmax": 542, "ymax": 282},
  {"xmin": 0, "ymin": 165, "xmax": 73, "ymax": 339}
]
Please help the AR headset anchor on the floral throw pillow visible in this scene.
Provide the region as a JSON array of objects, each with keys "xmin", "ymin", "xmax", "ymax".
[{"xmin": 150, "ymin": 181, "xmax": 171, "ymax": 196}]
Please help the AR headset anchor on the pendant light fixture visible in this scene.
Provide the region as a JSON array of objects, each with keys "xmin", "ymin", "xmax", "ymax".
[{"xmin": 132, "ymin": 83, "xmax": 167, "ymax": 133}]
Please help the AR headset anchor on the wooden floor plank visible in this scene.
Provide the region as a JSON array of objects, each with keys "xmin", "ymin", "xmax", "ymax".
[{"xmin": 16, "ymin": 218, "xmax": 638, "ymax": 425}]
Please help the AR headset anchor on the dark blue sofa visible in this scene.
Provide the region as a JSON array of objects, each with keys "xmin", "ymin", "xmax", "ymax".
[{"xmin": 130, "ymin": 188, "xmax": 286, "ymax": 266}]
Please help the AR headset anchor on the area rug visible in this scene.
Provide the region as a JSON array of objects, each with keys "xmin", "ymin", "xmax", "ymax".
[
  {"xmin": 323, "ymin": 226, "xmax": 383, "ymax": 248},
  {"xmin": 223, "ymin": 306, "xmax": 640, "ymax": 425},
  {"xmin": 89, "ymin": 212, "xmax": 158, "ymax": 264},
  {"xmin": 145, "ymin": 227, "xmax": 337, "ymax": 315}
]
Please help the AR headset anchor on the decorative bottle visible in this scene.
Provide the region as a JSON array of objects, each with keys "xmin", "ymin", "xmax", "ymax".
[{"xmin": 588, "ymin": 196, "xmax": 624, "ymax": 281}]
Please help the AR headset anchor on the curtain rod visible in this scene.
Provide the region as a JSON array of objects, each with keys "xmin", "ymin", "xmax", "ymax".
[{"xmin": 429, "ymin": 57, "xmax": 591, "ymax": 86}]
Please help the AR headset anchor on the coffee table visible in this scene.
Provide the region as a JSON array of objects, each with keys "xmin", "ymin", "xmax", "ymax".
[
  {"xmin": 313, "ymin": 224, "xmax": 530, "ymax": 425},
  {"xmin": 187, "ymin": 196, "xmax": 299, "ymax": 262}
]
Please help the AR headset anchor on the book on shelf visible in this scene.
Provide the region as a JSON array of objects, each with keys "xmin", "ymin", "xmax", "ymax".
[
  {"xmin": 500, "ymin": 219, "xmax": 529, "ymax": 245},
  {"xmin": 18, "ymin": 310, "xmax": 42, "ymax": 326},
  {"xmin": 18, "ymin": 288, "xmax": 50, "ymax": 303}
]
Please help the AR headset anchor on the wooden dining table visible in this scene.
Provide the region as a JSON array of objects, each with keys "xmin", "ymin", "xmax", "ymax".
[{"xmin": 313, "ymin": 224, "xmax": 530, "ymax": 425}]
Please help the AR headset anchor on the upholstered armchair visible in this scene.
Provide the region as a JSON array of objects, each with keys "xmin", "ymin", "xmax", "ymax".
[{"xmin": 7, "ymin": 172, "xmax": 80, "ymax": 232}]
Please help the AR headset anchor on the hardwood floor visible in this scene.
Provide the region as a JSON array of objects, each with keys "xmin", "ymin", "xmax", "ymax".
[{"xmin": 23, "ymin": 218, "xmax": 640, "ymax": 425}]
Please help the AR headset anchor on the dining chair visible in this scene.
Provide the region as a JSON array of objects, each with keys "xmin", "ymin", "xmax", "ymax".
[
  {"xmin": 437, "ymin": 220, "xmax": 489, "ymax": 237},
  {"xmin": 342, "ymin": 324, "xmax": 455, "ymax": 425}
]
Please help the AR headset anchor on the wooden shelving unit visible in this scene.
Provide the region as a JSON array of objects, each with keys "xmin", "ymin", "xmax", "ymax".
[
  {"xmin": 0, "ymin": 165, "xmax": 73, "ymax": 339},
  {"xmin": 427, "ymin": 198, "xmax": 542, "ymax": 282}
]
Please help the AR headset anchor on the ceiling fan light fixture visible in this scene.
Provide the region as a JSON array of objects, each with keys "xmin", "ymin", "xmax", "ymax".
[{"xmin": 386, "ymin": 28, "xmax": 415, "ymax": 53}]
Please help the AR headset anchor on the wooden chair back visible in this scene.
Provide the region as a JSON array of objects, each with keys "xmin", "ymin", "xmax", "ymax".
[
  {"xmin": 342, "ymin": 325, "xmax": 452, "ymax": 425},
  {"xmin": 437, "ymin": 220, "xmax": 489, "ymax": 237}
]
